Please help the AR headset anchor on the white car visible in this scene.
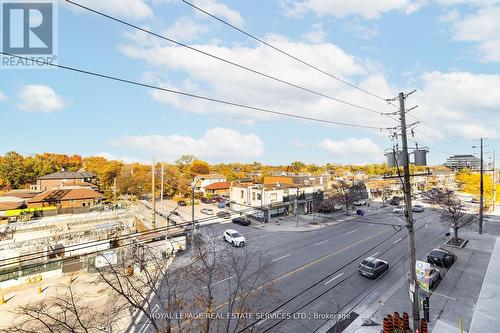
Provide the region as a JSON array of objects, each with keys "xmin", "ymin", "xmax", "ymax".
[
  {"xmin": 200, "ymin": 208, "xmax": 214, "ymax": 215},
  {"xmin": 353, "ymin": 200, "xmax": 367, "ymax": 206},
  {"xmin": 223, "ymin": 229, "xmax": 246, "ymax": 247},
  {"xmin": 393, "ymin": 207, "xmax": 404, "ymax": 214}
]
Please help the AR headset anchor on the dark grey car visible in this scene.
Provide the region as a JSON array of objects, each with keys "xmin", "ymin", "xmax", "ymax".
[
  {"xmin": 358, "ymin": 257, "xmax": 389, "ymax": 278},
  {"xmin": 427, "ymin": 249, "xmax": 456, "ymax": 268}
]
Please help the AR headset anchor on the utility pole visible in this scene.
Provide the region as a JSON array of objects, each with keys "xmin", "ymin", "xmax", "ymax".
[
  {"xmin": 152, "ymin": 158, "xmax": 156, "ymax": 229},
  {"xmin": 493, "ymin": 150, "xmax": 496, "ymax": 212},
  {"xmin": 398, "ymin": 92, "xmax": 420, "ymax": 330},
  {"xmin": 160, "ymin": 163, "xmax": 164, "ymax": 207},
  {"xmin": 479, "ymin": 138, "xmax": 484, "ymax": 235}
]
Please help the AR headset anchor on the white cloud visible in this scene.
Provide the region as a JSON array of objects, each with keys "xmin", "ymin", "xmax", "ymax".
[
  {"xmin": 17, "ymin": 84, "xmax": 65, "ymax": 113},
  {"xmin": 191, "ymin": 0, "xmax": 244, "ymax": 27},
  {"xmin": 0, "ymin": 91, "xmax": 6, "ymax": 101},
  {"xmin": 110, "ymin": 128, "xmax": 264, "ymax": 162},
  {"xmin": 410, "ymin": 71, "xmax": 500, "ymax": 140},
  {"xmin": 96, "ymin": 152, "xmax": 145, "ymax": 164},
  {"xmin": 450, "ymin": 5, "xmax": 500, "ymax": 62},
  {"xmin": 301, "ymin": 23, "xmax": 326, "ymax": 43},
  {"xmin": 318, "ymin": 138, "xmax": 384, "ymax": 162},
  {"xmin": 119, "ymin": 33, "xmax": 395, "ymax": 128},
  {"xmin": 282, "ymin": 0, "xmax": 413, "ymax": 19},
  {"xmin": 69, "ymin": 0, "xmax": 152, "ymax": 21},
  {"xmin": 344, "ymin": 19, "xmax": 378, "ymax": 39},
  {"xmin": 164, "ymin": 16, "xmax": 209, "ymax": 42}
]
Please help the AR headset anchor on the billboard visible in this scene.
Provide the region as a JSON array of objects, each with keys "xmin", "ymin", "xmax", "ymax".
[{"xmin": 416, "ymin": 260, "xmax": 431, "ymax": 292}]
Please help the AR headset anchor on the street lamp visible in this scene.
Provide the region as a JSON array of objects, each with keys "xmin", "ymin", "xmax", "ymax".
[{"xmin": 191, "ymin": 176, "xmax": 204, "ymax": 250}]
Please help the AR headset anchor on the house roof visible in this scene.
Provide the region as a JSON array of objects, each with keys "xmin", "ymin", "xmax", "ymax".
[
  {"xmin": 27, "ymin": 188, "xmax": 103, "ymax": 203},
  {"xmin": 3, "ymin": 190, "xmax": 40, "ymax": 199},
  {"xmin": 205, "ymin": 181, "xmax": 232, "ymax": 190},
  {"xmin": 37, "ymin": 171, "xmax": 95, "ymax": 180},
  {"xmin": 0, "ymin": 201, "xmax": 24, "ymax": 211}
]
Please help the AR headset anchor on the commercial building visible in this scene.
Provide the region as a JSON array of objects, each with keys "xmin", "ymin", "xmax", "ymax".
[
  {"xmin": 444, "ymin": 155, "xmax": 481, "ymax": 171},
  {"xmin": 230, "ymin": 182, "xmax": 324, "ymax": 222}
]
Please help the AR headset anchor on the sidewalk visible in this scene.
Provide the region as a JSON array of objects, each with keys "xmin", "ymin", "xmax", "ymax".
[{"xmin": 340, "ymin": 231, "xmax": 498, "ymax": 333}]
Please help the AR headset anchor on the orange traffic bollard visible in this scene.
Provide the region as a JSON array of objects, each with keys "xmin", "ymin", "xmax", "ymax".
[
  {"xmin": 403, "ymin": 312, "xmax": 410, "ymax": 331},
  {"xmin": 393, "ymin": 312, "xmax": 400, "ymax": 328},
  {"xmin": 383, "ymin": 318, "xmax": 393, "ymax": 333},
  {"xmin": 421, "ymin": 318, "xmax": 428, "ymax": 333},
  {"xmin": 0, "ymin": 295, "xmax": 5, "ymax": 304},
  {"xmin": 37, "ymin": 286, "xmax": 43, "ymax": 294}
]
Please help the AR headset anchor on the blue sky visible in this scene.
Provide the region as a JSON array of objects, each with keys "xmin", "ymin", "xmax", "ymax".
[{"xmin": 1, "ymin": 0, "xmax": 499, "ymax": 166}]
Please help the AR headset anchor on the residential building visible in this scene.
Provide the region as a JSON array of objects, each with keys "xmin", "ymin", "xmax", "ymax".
[
  {"xmin": 194, "ymin": 174, "xmax": 227, "ymax": 193},
  {"xmin": 27, "ymin": 187, "xmax": 103, "ymax": 213},
  {"xmin": 444, "ymin": 155, "xmax": 481, "ymax": 171},
  {"xmin": 263, "ymin": 173, "xmax": 329, "ymax": 190},
  {"xmin": 230, "ymin": 182, "xmax": 324, "ymax": 222},
  {"xmin": 205, "ymin": 181, "xmax": 232, "ymax": 196},
  {"xmin": 31, "ymin": 171, "xmax": 96, "ymax": 191}
]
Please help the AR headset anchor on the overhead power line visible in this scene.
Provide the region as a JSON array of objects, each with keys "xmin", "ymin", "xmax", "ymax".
[
  {"xmin": 65, "ymin": 0, "xmax": 390, "ymax": 116},
  {"xmin": 181, "ymin": 0, "xmax": 398, "ymax": 109},
  {"xmin": 1, "ymin": 52, "xmax": 393, "ymax": 130}
]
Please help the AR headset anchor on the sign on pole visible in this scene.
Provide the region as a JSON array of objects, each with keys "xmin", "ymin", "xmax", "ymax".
[{"xmin": 416, "ymin": 260, "xmax": 431, "ymax": 292}]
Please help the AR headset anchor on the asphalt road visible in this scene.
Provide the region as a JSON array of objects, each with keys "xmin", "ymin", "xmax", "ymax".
[{"xmin": 131, "ymin": 207, "xmax": 457, "ymax": 333}]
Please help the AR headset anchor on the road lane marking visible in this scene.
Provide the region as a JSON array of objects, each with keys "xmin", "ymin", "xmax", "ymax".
[
  {"xmin": 324, "ymin": 273, "xmax": 344, "ymax": 285},
  {"xmin": 312, "ymin": 240, "xmax": 328, "ymax": 246},
  {"xmin": 371, "ymin": 252, "xmax": 379, "ymax": 257},
  {"xmin": 393, "ymin": 237, "xmax": 403, "ymax": 244},
  {"xmin": 346, "ymin": 229, "xmax": 358, "ymax": 234},
  {"xmin": 257, "ymin": 310, "xmax": 282, "ymax": 326},
  {"xmin": 271, "ymin": 254, "xmax": 291, "ymax": 263},
  {"xmin": 212, "ymin": 227, "xmax": 392, "ymax": 312},
  {"xmin": 138, "ymin": 303, "xmax": 159, "ymax": 333}
]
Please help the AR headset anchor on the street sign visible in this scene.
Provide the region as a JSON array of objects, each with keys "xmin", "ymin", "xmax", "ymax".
[{"xmin": 416, "ymin": 260, "xmax": 431, "ymax": 292}]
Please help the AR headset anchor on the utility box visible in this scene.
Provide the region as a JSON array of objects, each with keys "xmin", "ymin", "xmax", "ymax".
[
  {"xmin": 385, "ymin": 150, "xmax": 407, "ymax": 168},
  {"xmin": 414, "ymin": 149, "xmax": 429, "ymax": 166}
]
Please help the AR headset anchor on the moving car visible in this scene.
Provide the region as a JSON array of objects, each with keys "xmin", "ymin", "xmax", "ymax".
[
  {"xmin": 217, "ymin": 211, "xmax": 231, "ymax": 219},
  {"xmin": 177, "ymin": 200, "xmax": 187, "ymax": 206},
  {"xmin": 223, "ymin": 229, "xmax": 246, "ymax": 247},
  {"xmin": 232, "ymin": 216, "xmax": 251, "ymax": 226},
  {"xmin": 353, "ymin": 200, "xmax": 367, "ymax": 206},
  {"xmin": 200, "ymin": 208, "xmax": 214, "ymax": 215},
  {"xmin": 393, "ymin": 206, "xmax": 404, "ymax": 214},
  {"xmin": 427, "ymin": 248, "xmax": 456, "ymax": 268},
  {"xmin": 358, "ymin": 257, "xmax": 389, "ymax": 278},
  {"xmin": 412, "ymin": 205, "xmax": 425, "ymax": 212}
]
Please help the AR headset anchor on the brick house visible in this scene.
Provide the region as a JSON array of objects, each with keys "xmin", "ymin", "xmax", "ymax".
[
  {"xmin": 27, "ymin": 188, "xmax": 103, "ymax": 211},
  {"xmin": 31, "ymin": 171, "xmax": 96, "ymax": 191},
  {"xmin": 204, "ymin": 181, "xmax": 232, "ymax": 196}
]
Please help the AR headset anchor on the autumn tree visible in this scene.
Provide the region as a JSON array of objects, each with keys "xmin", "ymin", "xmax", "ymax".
[
  {"xmin": 328, "ymin": 180, "xmax": 365, "ymax": 215},
  {"xmin": 423, "ymin": 188, "xmax": 477, "ymax": 245},
  {"xmin": 189, "ymin": 160, "xmax": 211, "ymax": 175},
  {"xmin": 175, "ymin": 154, "xmax": 197, "ymax": 172},
  {"xmin": 83, "ymin": 156, "xmax": 123, "ymax": 197},
  {"xmin": 0, "ymin": 151, "xmax": 30, "ymax": 188}
]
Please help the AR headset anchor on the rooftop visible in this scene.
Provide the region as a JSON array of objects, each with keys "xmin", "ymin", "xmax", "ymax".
[
  {"xmin": 27, "ymin": 188, "xmax": 103, "ymax": 203},
  {"xmin": 37, "ymin": 171, "xmax": 95, "ymax": 180}
]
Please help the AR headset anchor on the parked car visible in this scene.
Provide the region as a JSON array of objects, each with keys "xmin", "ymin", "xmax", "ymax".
[
  {"xmin": 390, "ymin": 197, "xmax": 401, "ymax": 205},
  {"xmin": 232, "ymin": 216, "xmax": 251, "ymax": 226},
  {"xmin": 428, "ymin": 267, "xmax": 442, "ymax": 290},
  {"xmin": 427, "ymin": 249, "xmax": 456, "ymax": 268},
  {"xmin": 358, "ymin": 257, "xmax": 389, "ymax": 278},
  {"xmin": 217, "ymin": 211, "xmax": 231, "ymax": 219},
  {"xmin": 412, "ymin": 205, "xmax": 425, "ymax": 213},
  {"xmin": 393, "ymin": 206, "xmax": 404, "ymax": 214},
  {"xmin": 177, "ymin": 200, "xmax": 187, "ymax": 206},
  {"xmin": 200, "ymin": 208, "xmax": 214, "ymax": 215},
  {"xmin": 223, "ymin": 229, "xmax": 246, "ymax": 247},
  {"xmin": 410, "ymin": 267, "xmax": 442, "ymax": 290},
  {"xmin": 353, "ymin": 200, "xmax": 367, "ymax": 206}
]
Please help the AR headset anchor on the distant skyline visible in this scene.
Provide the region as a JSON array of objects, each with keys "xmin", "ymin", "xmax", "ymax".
[{"xmin": 1, "ymin": 0, "xmax": 499, "ymax": 166}]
